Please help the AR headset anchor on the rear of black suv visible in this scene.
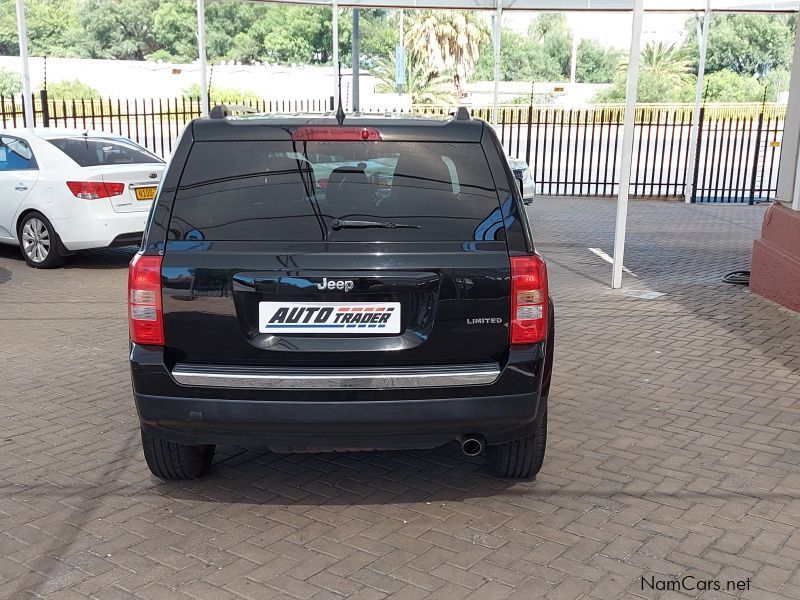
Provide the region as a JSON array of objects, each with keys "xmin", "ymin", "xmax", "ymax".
[{"xmin": 129, "ymin": 113, "xmax": 553, "ymax": 480}]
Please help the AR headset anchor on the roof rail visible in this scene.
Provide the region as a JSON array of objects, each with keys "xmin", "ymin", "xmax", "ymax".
[
  {"xmin": 209, "ymin": 103, "xmax": 258, "ymax": 119},
  {"xmin": 450, "ymin": 106, "xmax": 471, "ymax": 121}
]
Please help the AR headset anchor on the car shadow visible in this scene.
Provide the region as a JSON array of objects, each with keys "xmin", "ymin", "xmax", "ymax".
[
  {"xmin": 63, "ymin": 246, "xmax": 138, "ymax": 270},
  {"xmin": 0, "ymin": 242, "xmax": 136, "ymax": 270},
  {"xmin": 153, "ymin": 443, "xmax": 526, "ymax": 506},
  {"xmin": 0, "ymin": 243, "xmax": 23, "ymax": 264}
]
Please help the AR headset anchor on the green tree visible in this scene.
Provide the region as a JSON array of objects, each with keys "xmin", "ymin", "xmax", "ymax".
[
  {"xmin": 358, "ymin": 9, "xmax": 397, "ymax": 69},
  {"xmin": 473, "ymin": 28, "xmax": 562, "ymax": 82},
  {"xmin": 78, "ymin": 0, "xmax": 159, "ymax": 60},
  {"xmin": 46, "ymin": 78, "xmax": 99, "ymax": 99},
  {"xmin": 406, "ymin": 10, "xmax": 489, "ymax": 97},
  {"xmin": 686, "ymin": 14, "xmax": 795, "ymax": 77},
  {"xmin": 625, "ymin": 42, "xmax": 692, "ymax": 87},
  {"xmin": 151, "ymin": 0, "xmax": 196, "ymax": 62},
  {"xmin": 702, "ymin": 69, "xmax": 772, "ymax": 102},
  {"xmin": 0, "ymin": 66, "xmax": 22, "ymax": 96},
  {"xmin": 595, "ymin": 42, "xmax": 694, "ymax": 103},
  {"xmin": 472, "ymin": 14, "xmax": 575, "ymax": 83},
  {"xmin": 26, "ymin": 0, "xmax": 81, "ymax": 57},
  {"xmin": 529, "ymin": 14, "xmax": 573, "ymax": 79},
  {"xmin": 0, "ymin": 0, "xmax": 19, "ymax": 55},
  {"xmin": 576, "ymin": 39, "xmax": 620, "ymax": 84},
  {"xmin": 372, "ymin": 51, "xmax": 455, "ymax": 105},
  {"xmin": 0, "ymin": 0, "xmax": 399, "ymax": 71},
  {"xmin": 594, "ymin": 70, "xmax": 694, "ymax": 103}
]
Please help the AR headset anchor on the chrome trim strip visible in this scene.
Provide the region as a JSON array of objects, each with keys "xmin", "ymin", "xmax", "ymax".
[{"xmin": 172, "ymin": 364, "xmax": 501, "ymax": 389}]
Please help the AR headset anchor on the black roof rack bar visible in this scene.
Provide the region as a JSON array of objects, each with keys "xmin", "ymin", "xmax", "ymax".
[
  {"xmin": 451, "ymin": 106, "xmax": 471, "ymax": 121},
  {"xmin": 210, "ymin": 103, "xmax": 259, "ymax": 119}
]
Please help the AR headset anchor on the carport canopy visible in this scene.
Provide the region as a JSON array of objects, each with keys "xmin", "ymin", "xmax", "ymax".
[{"xmin": 13, "ymin": 0, "xmax": 800, "ymax": 288}]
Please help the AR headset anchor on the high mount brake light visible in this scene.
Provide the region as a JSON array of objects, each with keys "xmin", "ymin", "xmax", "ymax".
[
  {"xmin": 510, "ymin": 255, "xmax": 549, "ymax": 345},
  {"xmin": 292, "ymin": 127, "xmax": 383, "ymax": 142},
  {"xmin": 128, "ymin": 253, "xmax": 164, "ymax": 346},
  {"xmin": 67, "ymin": 181, "xmax": 125, "ymax": 199}
]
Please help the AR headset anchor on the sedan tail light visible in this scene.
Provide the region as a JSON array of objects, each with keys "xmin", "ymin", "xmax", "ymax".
[
  {"xmin": 510, "ymin": 255, "xmax": 549, "ymax": 345},
  {"xmin": 128, "ymin": 253, "xmax": 164, "ymax": 346},
  {"xmin": 67, "ymin": 181, "xmax": 125, "ymax": 199}
]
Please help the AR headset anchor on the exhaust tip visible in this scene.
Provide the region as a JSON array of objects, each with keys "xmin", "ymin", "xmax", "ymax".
[{"xmin": 460, "ymin": 436, "xmax": 484, "ymax": 457}]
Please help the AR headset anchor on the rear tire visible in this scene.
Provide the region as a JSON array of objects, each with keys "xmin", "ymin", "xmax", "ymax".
[
  {"xmin": 140, "ymin": 429, "xmax": 215, "ymax": 480},
  {"xmin": 486, "ymin": 408, "xmax": 547, "ymax": 479},
  {"xmin": 18, "ymin": 212, "xmax": 67, "ymax": 268}
]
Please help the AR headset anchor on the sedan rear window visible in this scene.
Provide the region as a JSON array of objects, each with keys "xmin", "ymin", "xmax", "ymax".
[
  {"xmin": 169, "ymin": 140, "xmax": 504, "ymax": 242},
  {"xmin": 48, "ymin": 137, "xmax": 163, "ymax": 167}
]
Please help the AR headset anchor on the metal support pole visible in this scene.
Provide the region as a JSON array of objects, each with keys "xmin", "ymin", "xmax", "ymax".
[
  {"xmin": 570, "ymin": 35, "xmax": 578, "ymax": 84},
  {"xmin": 196, "ymin": 0, "xmax": 209, "ymax": 117},
  {"xmin": 332, "ymin": 0, "xmax": 339, "ymax": 104},
  {"xmin": 352, "ymin": 8, "xmax": 360, "ymax": 112},
  {"xmin": 15, "ymin": 0, "xmax": 33, "ymax": 127},
  {"xmin": 491, "ymin": 1, "xmax": 502, "ymax": 126},
  {"xmin": 685, "ymin": 0, "xmax": 711, "ymax": 203},
  {"xmin": 399, "ymin": 9, "xmax": 404, "ymax": 49},
  {"xmin": 396, "ymin": 9, "xmax": 405, "ymax": 94},
  {"xmin": 778, "ymin": 14, "xmax": 800, "ymax": 211},
  {"xmin": 611, "ymin": 0, "xmax": 644, "ymax": 290}
]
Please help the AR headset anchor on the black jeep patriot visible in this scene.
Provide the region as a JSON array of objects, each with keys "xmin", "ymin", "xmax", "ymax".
[{"xmin": 129, "ymin": 111, "xmax": 554, "ymax": 480}]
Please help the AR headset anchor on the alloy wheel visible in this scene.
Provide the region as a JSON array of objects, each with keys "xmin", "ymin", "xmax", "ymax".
[{"xmin": 21, "ymin": 218, "xmax": 51, "ymax": 263}]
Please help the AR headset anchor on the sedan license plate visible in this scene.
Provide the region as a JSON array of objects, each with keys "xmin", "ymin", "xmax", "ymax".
[
  {"xmin": 259, "ymin": 302, "xmax": 401, "ymax": 334},
  {"xmin": 134, "ymin": 186, "xmax": 157, "ymax": 201}
]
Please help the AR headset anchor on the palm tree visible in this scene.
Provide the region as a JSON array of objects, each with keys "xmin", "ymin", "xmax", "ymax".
[
  {"xmin": 622, "ymin": 41, "xmax": 693, "ymax": 87},
  {"xmin": 371, "ymin": 52, "xmax": 456, "ymax": 105},
  {"xmin": 405, "ymin": 11, "xmax": 489, "ymax": 98}
]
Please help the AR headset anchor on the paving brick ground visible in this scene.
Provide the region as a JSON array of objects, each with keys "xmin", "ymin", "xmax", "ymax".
[{"xmin": 1, "ymin": 197, "xmax": 799, "ymax": 600}]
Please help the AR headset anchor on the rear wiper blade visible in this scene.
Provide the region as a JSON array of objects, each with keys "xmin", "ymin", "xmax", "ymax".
[{"xmin": 331, "ymin": 219, "xmax": 420, "ymax": 230}]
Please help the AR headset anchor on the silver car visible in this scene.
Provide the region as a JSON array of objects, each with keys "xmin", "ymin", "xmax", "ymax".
[{"xmin": 507, "ymin": 156, "xmax": 538, "ymax": 205}]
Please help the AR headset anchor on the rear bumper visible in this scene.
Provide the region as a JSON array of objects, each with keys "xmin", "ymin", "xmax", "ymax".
[
  {"xmin": 130, "ymin": 344, "xmax": 550, "ymax": 451},
  {"xmin": 53, "ymin": 199, "xmax": 148, "ymax": 251}
]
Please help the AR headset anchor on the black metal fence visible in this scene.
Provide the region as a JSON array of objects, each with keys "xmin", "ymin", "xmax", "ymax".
[
  {"xmin": 1, "ymin": 92, "xmax": 785, "ymax": 204},
  {"xmin": 486, "ymin": 104, "xmax": 785, "ymax": 204},
  {"xmin": 1, "ymin": 92, "xmax": 334, "ymax": 157}
]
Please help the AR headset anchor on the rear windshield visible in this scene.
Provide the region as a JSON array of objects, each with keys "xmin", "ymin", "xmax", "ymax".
[
  {"xmin": 48, "ymin": 137, "xmax": 163, "ymax": 167},
  {"xmin": 168, "ymin": 140, "xmax": 505, "ymax": 242}
]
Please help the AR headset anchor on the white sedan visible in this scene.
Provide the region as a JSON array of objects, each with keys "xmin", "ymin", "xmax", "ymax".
[
  {"xmin": 0, "ymin": 129, "xmax": 165, "ymax": 268},
  {"xmin": 507, "ymin": 156, "xmax": 539, "ymax": 205}
]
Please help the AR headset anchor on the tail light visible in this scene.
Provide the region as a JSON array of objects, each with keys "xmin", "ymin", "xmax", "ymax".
[
  {"xmin": 128, "ymin": 253, "xmax": 164, "ymax": 345},
  {"xmin": 67, "ymin": 181, "xmax": 125, "ymax": 199},
  {"xmin": 510, "ymin": 255, "xmax": 549, "ymax": 345},
  {"xmin": 292, "ymin": 127, "xmax": 382, "ymax": 141}
]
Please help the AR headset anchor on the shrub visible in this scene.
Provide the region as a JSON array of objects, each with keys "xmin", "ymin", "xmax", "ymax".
[
  {"xmin": 47, "ymin": 79, "xmax": 101, "ymax": 99},
  {"xmin": 182, "ymin": 83, "xmax": 261, "ymax": 104},
  {"xmin": 0, "ymin": 67, "xmax": 23, "ymax": 97}
]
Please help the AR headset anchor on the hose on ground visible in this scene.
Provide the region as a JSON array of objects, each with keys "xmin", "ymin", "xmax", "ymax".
[{"xmin": 723, "ymin": 270, "xmax": 750, "ymax": 285}]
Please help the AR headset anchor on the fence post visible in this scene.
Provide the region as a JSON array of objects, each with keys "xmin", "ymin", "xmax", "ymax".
[
  {"xmin": 28, "ymin": 92, "xmax": 36, "ymax": 126},
  {"xmin": 690, "ymin": 106, "xmax": 705, "ymax": 203},
  {"xmin": 39, "ymin": 89, "xmax": 49, "ymax": 127},
  {"xmin": 748, "ymin": 109, "xmax": 765, "ymax": 205},
  {"xmin": 525, "ymin": 105, "xmax": 532, "ymax": 165}
]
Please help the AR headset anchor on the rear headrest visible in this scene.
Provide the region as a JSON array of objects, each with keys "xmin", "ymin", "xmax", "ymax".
[
  {"xmin": 392, "ymin": 154, "xmax": 453, "ymax": 192},
  {"xmin": 264, "ymin": 157, "xmax": 310, "ymax": 177}
]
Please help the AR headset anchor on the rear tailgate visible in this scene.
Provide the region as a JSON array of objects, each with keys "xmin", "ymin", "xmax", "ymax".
[
  {"xmin": 161, "ymin": 242, "xmax": 510, "ymax": 368},
  {"xmin": 160, "ymin": 135, "xmax": 513, "ymax": 371}
]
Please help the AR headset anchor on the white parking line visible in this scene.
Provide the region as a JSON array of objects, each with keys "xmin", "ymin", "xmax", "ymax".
[{"xmin": 588, "ymin": 247, "xmax": 636, "ymax": 276}]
